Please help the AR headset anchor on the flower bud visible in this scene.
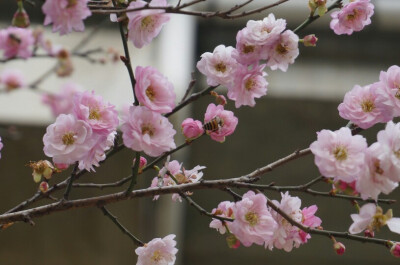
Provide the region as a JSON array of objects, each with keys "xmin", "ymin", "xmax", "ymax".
[
  {"xmin": 303, "ymin": 34, "xmax": 318, "ymax": 47},
  {"xmin": 12, "ymin": 2, "xmax": 30, "ymax": 28},
  {"xmin": 211, "ymin": 91, "xmax": 227, "ymax": 106},
  {"xmin": 39, "ymin": 181, "xmax": 49, "ymax": 193},
  {"xmin": 54, "ymin": 163, "xmax": 69, "ymax": 170},
  {"xmin": 364, "ymin": 229, "xmax": 374, "ymax": 238},
  {"xmin": 133, "ymin": 156, "xmax": 147, "ymax": 173},
  {"xmin": 181, "ymin": 118, "xmax": 204, "ymax": 141},
  {"xmin": 390, "ymin": 242, "xmax": 400, "ymax": 258},
  {"xmin": 333, "ymin": 242, "xmax": 345, "ymax": 255},
  {"xmin": 226, "ymin": 234, "xmax": 240, "ymax": 249}
]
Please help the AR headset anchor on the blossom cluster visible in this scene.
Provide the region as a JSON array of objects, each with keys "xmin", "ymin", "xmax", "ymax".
[
  {"xmin": 310, "ymin": 121, "xmax": 400, "ymax": 201},
  {"xmin": 43, "ymin": 89, "xmax": 118, "ymax": 171},
  {"xmin": 197, "ymin": 14, "xmax": 299, "ymax": 108},
  {"xmin": 209, "ymin": 191, "xmax": 321, "ymax": 251}
]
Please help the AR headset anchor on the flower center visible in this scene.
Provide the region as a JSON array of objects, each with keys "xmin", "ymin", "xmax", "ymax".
[
  {"xmin": 141, "ymin": 16, "xmax": 154, "ymax": 29},
  {"xmin": 66, "ymin": 0, "xmax": 78, "ymax": 8},
  {"xmin": 141, "ymin": 124, "xmax": 154, "ymax": 136},
  {"xmin": 89, "ymin": 108, "xmax": 101, "ymax": 120},
  {"xmin": 261, "ymin": 26, "xmax": 272, "ymax": 33},
  {"xmin": 374, "ymin": 160, "xmax": 384, "ymax": 175},
  {"xmin": 62, "ymin": 132, "xmax": 75, "ymax": 146},
  {"xmin": 245, "ymin": 78, "xmax": 255, "ymax": 91},
  {"xmin": 361, "ymin": 99, "xmax": 375, "ymax": 112},
  {"xmin": 245, "ymin": 211, "xmax": 258, "ymax": 226},
  {"xmin": 332, "ymin": 146, "xmax": 348, "ymax": 161},
  {"xmin": 215, "ymin": 62, "xmax": 227, "ymax": 73},
  {"xmin": 243, "ymin": 45, "xmax": 255, "ymax": 54},
  {"xmin": 346, "ymin": 9, "xmax": 359, "ymax": 21},
  {"xmin": 151, "ymin": 250, "xmax": 163, "ymax": 262},
  {"xmin": 276, "ymin": 43, "xmax": 288, "ymax": 55},
  {"xmin": 146, "ymin": 86, "xmax": 156, "ymax": 101},
  {"xmin": 394, "ymin": 149, "xmax": 400, "ymax": 159}
]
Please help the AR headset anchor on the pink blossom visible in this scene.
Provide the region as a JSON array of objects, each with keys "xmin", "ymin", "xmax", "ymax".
[
  {"xmin": 330, "ymin": 0, "xmax": 374, "ymax": 35},
  {"xmin": 227, "ymin": 64, "xmax": 268, "ymax": 108},
  {"xmin": 210, "ymin": 201, "xmax": 235, "ymax": 234},
  {"xmin": 121, "ymin": 106, "xmax": 176, "ymax": 157},
  {"xmin": 299, "ymin": 205, "xmax": 322, "ymax": 243},
  {"xmin": 233, "ymin": 29, "xmax": 265, "ymax": 65},
  {"xmin": 196, "ymin": 45, "xmax": 238, "ymax": 87},
  {"xmin": 349, "ymin": 203, "xmax": 376, "ymax": 234},
  {"xmin": 375, "ymin": 65, "xmax": 400, "ymax": 116},
  {"xmin": 338, "ymin": 84, "xmax": 393, "ymax": 129},
  {"xmin": 243, "ymin": 14, "xmax": 286, "ymax": 46},
  {"xmin": 310, "ymin": 127, "xmax": 367, "ymax": 182},
  {"xmin": 0, "ymin": 27, "xmax": 34, "ymax": 59},
  {"xmin": 42, "ymin": 82, "xmax": 83, "ymax": 117},
  {"xmin": 333, "ymin": 242, "xmax": 346, "ymax": 255},
  {"xmin": 230, "ymin": 191, "xmax": 278, "ymax": 247},
  {"xmin": 391, "ymin": 243, "xmax": 400, "ymax": 258},
  {"xmin": 42, "ymin": 0, "xmax": 92, "ymax": 35},
  {"xmin": 73, "ymin": 90, "xmax": 119, "ymax": 135},
  {"xmin": 135, "ymin": 234, "xmax": 178, "ymax": 265},
  {"xmin": 78, "ymin": 131, "xmax": 116, "ymax": 171},
  {"xmin": 204, "ymin": 103, "xmax": 238, "ymax": 143},
  {"xmin": 265, "ymin": 30, "xmax": 299, "ymax": 72},
  {"xmin": 126, "ymin": 0, "xmax": 170, "ymax": 48},
  {"xmin": 181, "ymin": 118, "xmax": 204, "ymax": 140},
  {"xmin": 135, "ymin": 66, "xmax": 176, "ymax": 114},
  {"xmin": 333, "ymin": 180, "xmax": 358, "ymax": 196},
  {"xmin": 356, "ymin": 142, "xmax": 398, "ymax": 200},
  {"xmin": 302, "ymin": 34, "xmax": 318, "ymax": 47},
  {"xmin": 43, "ymin": 114, "xmax": 96, "ymax": 165},
  {"xmin": 133, "ymin": 156, "xmax": 147, "ymax": 173},
  {"xmin": 0, "ymin": 69, "xmax": 26, "ymax": 91}
]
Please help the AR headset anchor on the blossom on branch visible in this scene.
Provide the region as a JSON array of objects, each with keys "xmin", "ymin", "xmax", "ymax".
[
  {"xmin": 204, "ymin": 103, "xmax": 238, "ymax": 143},
  {"xmin": 42, "ymin": 82, "xmax": 83, "ymax": 117},
  {"xmin": 265, "ymin": 30, "xmax": 299, "ymax": 72},
  {"xmin": 0, "ymin": 69, "xmax": 26, "ymax": 91},
  {"xmin": 0, "ymin": 26, "xmax": 34, "ymax": 59},
  {"xmin": 330, "ymin": 0, "xmax": 374, "ymax": 35},
  {"xmin": 135, "ymin": 234, "xmax": 178, "ymax": 265},
  {"xmin": 374, "ymin": 65, "xmax": 400, "ymax": 117},
  {"xmin": 42, "ymin": 0, "xmax": 92, "ymax": 35},
  {"xmin": 126, "ymin": 0, "xmax": 170, "ymax": 48},
  {"xmin": 210, "ymin": 201, "xmax": 235, "ymax": 234},
  {"xmin": 181, "ymin": 118, "xmax": 204, "ymax": 140}
]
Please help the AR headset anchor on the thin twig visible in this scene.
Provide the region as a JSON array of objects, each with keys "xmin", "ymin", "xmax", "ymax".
[{"xmin": 63, "ymin": 163, "xmax": 79, "ymax": 200}]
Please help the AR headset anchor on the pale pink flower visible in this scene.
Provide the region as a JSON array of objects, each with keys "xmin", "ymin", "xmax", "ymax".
[
  {"xmin": 310, "ymin": 127, "xmax": 367, "ymax": 182},
  {"xmin": 375, "ymin": 65, "xmax": 400, "ymax": 116},
  {"xmin": 42, "ymin": 0, "xmax": 92, "ymax": 35},
  {"xmin": 135, "ymin": 66, "xmax": 176, "ymax": 114},
  {"xmin": 268, "ymin": 192, "xmax": 304, "ymax": 252},
  {"xmin": 0, "ymin": 136, "xmax": 3, "ymax": 159},
  {"xmin": 73, "ymin": 90, "xmax": 119, "ymax": 135},
  {"xmin": 210, "ymin": 201, "xmax": 235, "ymax": 235},
  {"xmin": 299, "ymin": 205, "xmax": 322, "ymax": 243},
  {"xmin": 338, "ymin": 84, "xmax": 393, "ymax": 129},
  {"xmin": 330, "ymin": 0, "xmax": 374, "ymax": 35},
  {"xmin": 43, "ymin": 114, "xmax": 96, "ymax": 165},
  {"xmin": 126, "ymin": 0, "xmax": 170, "ymax": 48},
  {"xmin": 230, "ymin": 191, "xmax": 278, "ymax": 247},
  {"xmin": 233, "ymin": 29, "xmax": 265, "ymax": 65},
  {"xmin": 376, "ymin": 121, "xmax": 400, "ymax": 182},
  {"xmin": 356, "ymin": 142, "xmax": 398, "ymax": 200},
  {"xmin": 181, "ymin": 118, "xmax": 204, "ymax": 140},
  {"xmin": 42, "ymin": 82, "xmax": 83, "ymax": 117},
  {"xmin": 265, "ymin": 30, "xmax": 299, "ymax": 72},
  {"xmin": 204, "ymin": 104, "xmax": 238, "ymax": 143},
  {"xmin": 0, "ymin": 26, "xmax": 34, "ymax": 59},
  {"xmin": 121, "ymin": 106, "xmax": 176, "ymax": 157},
  {"xmin": 135, "ymin": 234, "xmax": 178, "ymax": 265},
  {"xmin": 227, "ymin": 64, "xmax": 268, "ymax": 108},
  {"xmin": 349, "ymin": 203, "xmax": 376, "ymax": 234},
  {"xmin": 243, "ymin": 14, "xmax": 286, "ymax": 46},
  {"xmin": 0, "ymin": 69, "xmax": 26, "ymax": 91},
  {"xmin": 78, "ymin": 131, "xmax": 116, "ymax": 171},
  {"xmin": 196, "ymin": 45, "xmax": 238, "ymax": 87}
]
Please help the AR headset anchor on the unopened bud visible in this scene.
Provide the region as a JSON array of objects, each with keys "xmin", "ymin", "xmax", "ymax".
[
  {"xmin": 133, "ymin": 156, "xmax": 147, "ymax": 173},
  {"xmin": 390, "ymin": 242, "xmax": 400, "ymax": 258},
  {"xmin": 39, "ymin": 181, "xmax": 49, "ymax": 193},
  {"xmin": 226, "ymin": 234, "xmax": 240, "ymax": 249},
  {"xmin": 12, "ymin": 2, "xmax": 30, "ymax": 28},
  {"xmin": 211, "ymin": 91, "xmax": 227, "ymax": 106},
  {"xmin": 364, "ymin": 229, "xmax": 374, "ymax": 238},
  {"xmin": 333, "ymin": 242, "xmax": 345, "ymax": 255},
  {"xmin": 302, "ymin": 34, "xmax": 318, "ymax": 47}
]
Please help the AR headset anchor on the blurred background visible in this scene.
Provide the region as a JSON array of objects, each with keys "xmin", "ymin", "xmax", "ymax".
[{"xmin": 0, "ymin": 0, "xmax": 399, "ymax": 264}]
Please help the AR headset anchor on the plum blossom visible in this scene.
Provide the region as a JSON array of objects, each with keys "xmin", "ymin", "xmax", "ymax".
[
  {"xmin": 299, "ymin": 205, "xmax": 322, "ymax": 244},
  {"xmin": 43, "ymin": 114, "xmax": 96, "ymax": 165},
  {"xmin": 0, "ymin": 26, "xmax": 34, "ymax": 59},
  {"xmin": 73, "ymin": 90, "xmax": 119, "ymax": 135},
  {"xmin": 374, "ymin": 65, "xmax": 400, "ymax": 116},
  {"xmin": 121, "ymin": 106, "xmax": 176, "ymax": 157},
  {"xmin": 349, "ymin": 203, "xmax": 400, "ymax": 235},
  {"xmin": 126, "ymin": 0, "xmax": 170, "ymax": 48},
  {"xmin": 265, "ymin": 30, "xmax": 299, "ymax": 72},
  {"xmin": 310, "ymin": 127, "xmax": 367, "ymax": 182},
  {"xmin": 230, "ymin": 191, "xmax": 278, "ymax": 247},
  {"xmin": 209, "ymin": 201, "xmax": 235, "ymax": 235},
  {"xmin": 227, "ymin": 64, "xmax": 268, "ymax": 108},
  {"xmin": 338, "ymin": 84, "xmax": 393, "ymax": 129},
  {"xmin": 181, "ymin": 118, "xmax": 204, "ymax": 140},
  {"xmin": 196, "ymin": 45, "xmax": 238, "ymax": 87},
  {"xmin": 243, "ymin": 14, "xmax": 286, "ymax": 46},
  {"xmin": 135, "ymin": 234, "xmax": 178, "ymax": 265},
  {"xmin": 204, "ymin": 103, "xmax": 238, "ymax": 143},
  {"xmin": 0, "ymin": 69, "xmax": 26, "ymax": 91},
  {"xmin": 391, "ymin": 243, "xmax": 400, "ymax": 258},
  {"xmin": 330, "ymin": 0, "xmax": 374, "ymax": 35},
  {"xmin": 42, "ymin": 0, "xmax": 92, "ymax": 35},
  {"xmin": 42, "ymin": 82, "xmax": 83, "ymax": 117},
  {"xmin": 233, "ymin": 29, "xmax": 265, "ymax": 65},
  {"xmin": 135, "ymin": 66, "xmax": 176, "ymax": 114}
]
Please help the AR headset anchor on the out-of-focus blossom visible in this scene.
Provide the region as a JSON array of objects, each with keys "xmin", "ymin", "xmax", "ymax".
[
  {"xmin": 330, "ymin": 0, "xmax": 374, "ymax": 35},
  {"xmin": 181, "ymin": 118, "xmax": 204, "ymax": 140},
  {"xmin": 121, "ymin": 105, "xmax": 176, "ymax": 157},
  {"xmin": 12, "ymin": 3, "xmax": 30, "ymax": 28},
  {"xmin": 135, "ymin": 234, "xmax": 178, "ymax": 265},
  {"xmin": 391, "ymin": 242, "xmax": 400, "ymax": 258},
  {"xmin": 0, "ymin": 26, "xmax": 34, "ymax": 59},
  {"xmin": 0, "ymin": 69, "xmax": 26, "ymax": 91},
  {"xmin": 204, "ymin": 103, "xmax": 238, "ymax": 143},
  {"xmin": 0, "ymin": 136, "xmax": 3, "ymax": 159},
  {"xmin": 42, "ymin": 82, "xmax": 83, "ymax": 117},
  {"xmin": 126, "ymin": 0, "xmax": 170, "ymax": 48},
  {"xmin": 42, "ymin": 0, "xmax": 92, "ymax": 35},
  {"xmin": 135, "ymin": 66, "xmax": 176, "ymax": 114},
  {"xmin": 56, "ymin": 49, "xmax": 73, "ymax": 77}
]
